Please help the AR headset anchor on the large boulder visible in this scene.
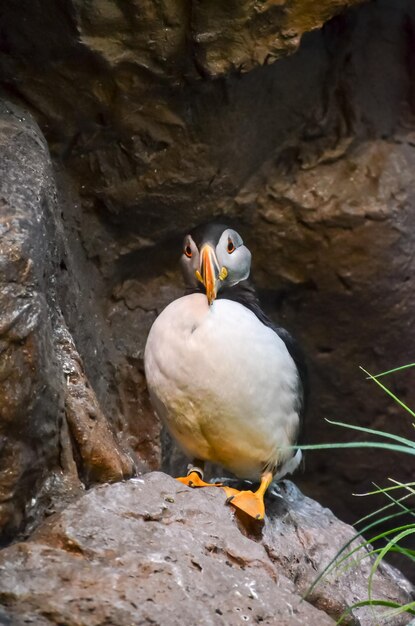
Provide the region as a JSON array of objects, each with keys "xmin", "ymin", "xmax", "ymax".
[{"xmin": 0, "ymin": 473, "xmax": 412, "ymax": 626}]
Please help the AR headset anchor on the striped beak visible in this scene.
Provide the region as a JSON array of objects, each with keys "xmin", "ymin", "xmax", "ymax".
[{"xmin": 200, "ymin": 244, "xmax": 220, "ymax": 305}]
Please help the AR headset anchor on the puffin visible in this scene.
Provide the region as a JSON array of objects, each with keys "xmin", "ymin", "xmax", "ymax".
[{"xmin": 144, "ymin": 223, "xmax": 307, "ymax": 520}]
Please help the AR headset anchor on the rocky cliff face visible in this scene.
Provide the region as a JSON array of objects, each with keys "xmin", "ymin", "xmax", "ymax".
[
  {"xmin": 0, "ymin": 0, "xmax": 414, "ymax": 608},
  {"xmin": 0, "ymin": 102, "xmax": 135, "ymax": 542}
]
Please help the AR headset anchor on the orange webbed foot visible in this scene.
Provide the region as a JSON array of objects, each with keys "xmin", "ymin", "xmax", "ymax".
[
  {"xmin": 224, "ymin": 471, "xmax": 273, "ymax": 521},
  {"xmin": 226, "ymin": 489, "xmax": 265, "ymax": 521},
  {"xmin": 176, "ymin": 471, "xmax": 222, "ymax": 488}
]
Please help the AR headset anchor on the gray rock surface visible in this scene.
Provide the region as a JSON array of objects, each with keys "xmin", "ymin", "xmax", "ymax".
[{"xmin": 0, "ymin": 473, "xmax": 412, "ymax": 626}]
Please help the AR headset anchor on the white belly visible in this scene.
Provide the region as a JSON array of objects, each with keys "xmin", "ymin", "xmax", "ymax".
[{"xmin": 144, "ymin": 293, "xmax": 300, "ymax": 480}]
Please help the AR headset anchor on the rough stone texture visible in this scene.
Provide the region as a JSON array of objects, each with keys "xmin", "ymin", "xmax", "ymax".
[
  {"xmin": 0, "ymin": 102, "xmax": 63, "ymax": 541},
  {"xmin": 54, "ymin": 316, "xmax": 135, "ymax": 484},
  {"xmin": 0, "ymin": 473, "xmax": 412, "ymax": 626},
  {"xmin": 0, "ymin": 103, "xmax": 134, "ymax": 543},
  {"xmin": 0, "ymin": 0, "xmax": 415, "ymax": 580}
]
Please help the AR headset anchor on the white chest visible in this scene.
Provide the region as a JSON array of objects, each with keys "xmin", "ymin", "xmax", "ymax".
[{"xmin": 144, "ymin": 293, "xmax": 300, "ymax": 479}]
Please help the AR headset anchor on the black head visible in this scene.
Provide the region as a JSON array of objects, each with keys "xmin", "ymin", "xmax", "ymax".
[{"xmin": 180, "ymin": 223, "xmax": 252, "ymax": 305}]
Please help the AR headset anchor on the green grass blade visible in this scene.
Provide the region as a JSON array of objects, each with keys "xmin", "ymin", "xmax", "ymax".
[
  {"xmin": 373, "ymin": 482, "xmax": 415, "ymax": 520},
  {"xmin": 337, "ymin": 599, "xmax": 415, "ymax": 624},
  {"xmin": 336, "ymin": 544, "xmax": 415, "ymax": 578},
  {"xmin": 355, "ymin": 481, "xmax": 415, "ymax": 497},
  {"xmin": 391, "ymin": 546, "xmax": 415, "ymax": 559},
  {"xmin": 383, "ymin": 600, "xmax": 415, "ymax": 619},
  {"xmin": 303, "ymin": 514, "xmax": 414, "ymax": 598},
  {"xmin": 306, "ymin": 363, "xmax": 415, "ymax": 607},
  {"xmin": 325, "ymin": 419, "xmax": 415, "ymax": 449},
  {"xmin": 360, "ymin": 366, "xmax": 415, "ymax": 418},
  {"xmin": 354, "ymin": 488, "xmax": 414, "ymax": 527},
  {"xmin": 389, "ymin": 478, "xmax": 415, "ymax": 497},
  {"xmin": 368, "ymin": 363, "xmax": 415, "ymax": 379},
  {"xmin": 299, "ymin": 441, "xmax": 415, "ymax": 455},
  {"xmin": 368, "ymin": 528, "xmax": 415, "ymax": 600},
  {"xmin": 335, "ymin": 524, "xmax": 415, "ymax": 573}
]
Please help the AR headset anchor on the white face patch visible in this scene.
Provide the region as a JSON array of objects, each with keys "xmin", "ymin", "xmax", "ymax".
[
  {"xmin": 215, "ymin": 229, "xmax": 252, "ymax": 288},
  {"xmin": 180, "ymin": 234, "xmax": 201, "ymax": 288}
]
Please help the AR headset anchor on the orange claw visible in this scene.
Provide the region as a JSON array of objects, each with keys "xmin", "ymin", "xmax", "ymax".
[
  {"xmin": 176, "ymin": 471, "xmax": 222, "ymax": 488},
  {"xmin": 221, "ymin": 485, "xmax": 241, "ymax": 500},
  {"xmin": 225, "ymin": 471, "xmax": 273, "ymax": 521},
  {"xmin": 225, "ymin": 489, "xmax": 266, "ymax": 520}
]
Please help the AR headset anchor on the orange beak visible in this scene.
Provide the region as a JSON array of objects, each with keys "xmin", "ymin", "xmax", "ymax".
[{"xmin": 200, "ymin": 244, "xmax": 219, "ymax": 305}]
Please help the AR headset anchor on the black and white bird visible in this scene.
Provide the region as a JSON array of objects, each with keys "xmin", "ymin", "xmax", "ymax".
[{"xmin": 144, "ymin": 223, "xmax": 307, "ymax": 520}]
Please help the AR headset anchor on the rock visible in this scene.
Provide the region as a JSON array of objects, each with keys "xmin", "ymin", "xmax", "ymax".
[
  {"xmin": 0, "ymin": 102, "xmax": 134, "ymax": 542},
  {"xmin": 0, "ymin": 101, "xmax": 63, "ymax": 541},
  {"xmin": 0, "ymin": 473, "xmax": 412, "ymax": 626},
  {"xmin": 54, "ymin": 315, "xmax": 135, "ymax": 484},
  {"xmin": 0, "ymin": 606, "xmax": 12, "ymax": 626}
]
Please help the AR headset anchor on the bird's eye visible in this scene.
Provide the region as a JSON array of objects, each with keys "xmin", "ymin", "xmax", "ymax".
[
  {"xmin": 184, "ymin": 245, "xmax": 192, "ymax": 258},
  {"xmin": 227, "ymin": 238, "xmax": 235, "ymax": 254}
]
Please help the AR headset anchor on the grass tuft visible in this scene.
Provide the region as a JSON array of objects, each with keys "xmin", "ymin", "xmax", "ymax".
[{"xmin": 300, "ymin": 364, "xmax": 415, "ymax": 623}]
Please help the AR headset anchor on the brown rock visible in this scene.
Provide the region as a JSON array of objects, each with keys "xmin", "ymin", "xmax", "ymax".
[
  {"xmin": 0, "ymin": 102, "xmax": 62, "ymax": 541},
  {"xmin": 0, "ymin": 474, "xmax": 412, "ymax": 626},
  {"xmin": 190, "ymin": 0, "xmax": 365, "ymax": 76},
  {"xmin": 54, "ymin": 315, "xmax": 135, "ymax": 485},
  {"xmin": 0, "ymin": 102, "xmax": 134, "ymax": 542}
]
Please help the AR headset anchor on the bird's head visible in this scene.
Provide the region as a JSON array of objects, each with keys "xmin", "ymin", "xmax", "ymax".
[{"xmin": 180, "ymin": 223, "xmax": 252, "ymax": 305}]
